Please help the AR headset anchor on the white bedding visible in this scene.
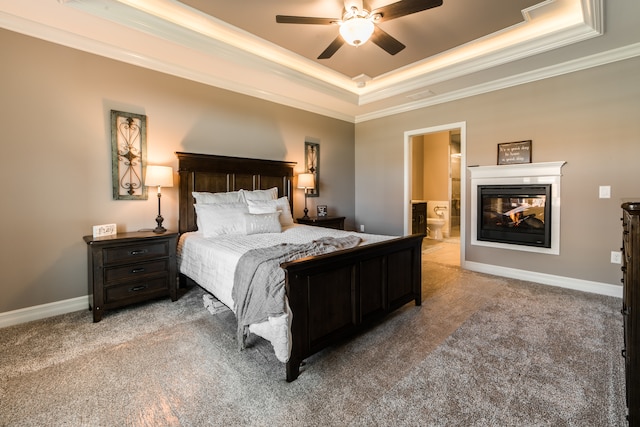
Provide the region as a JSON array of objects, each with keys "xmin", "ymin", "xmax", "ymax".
[{"xmin": 178, "ymin": 224, "xmax": 394, "ymax": 362}]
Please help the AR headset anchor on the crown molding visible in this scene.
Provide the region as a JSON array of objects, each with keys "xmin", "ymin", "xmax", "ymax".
[
  {"xmin": 358, "ymin": 0, "xmax": 604, "ymax": 104},
  {"xmin": 65, "ymin": 0, "xmax": 361, "ymax": 102},
  {"xmin": 355, "ymin": 41, "xmax": 640, "ymax": 123},
  {"xmin": 0, "ymin": 4, "xmax": 358, "ymax": 122},
  {"xmin": 2, "ymin": 0, "xmax": 630, "ymax": 125}
]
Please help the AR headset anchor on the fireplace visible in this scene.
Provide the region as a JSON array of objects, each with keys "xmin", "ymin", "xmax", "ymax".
[
  {"xmin": 469, "ymin": 161, "xmax": 565, "ymax": 255},
  {"xmin": 478, "ymin": 184, "xmax": 551, "ymax": 248}
]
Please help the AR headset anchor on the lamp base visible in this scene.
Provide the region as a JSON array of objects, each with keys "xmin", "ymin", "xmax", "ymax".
[
  {"xmin": 153, "ymin": 214, "xmax": 166, "ymax": 234},
  {"xmin": 302, "ymin": 193, "xmax": 310, "ymax": 219}
]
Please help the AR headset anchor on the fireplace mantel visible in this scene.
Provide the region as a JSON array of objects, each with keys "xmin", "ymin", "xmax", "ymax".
[
  {"xmin": 469, "ymin": 161, "xmax": 566, "ymax": 255},
  {"xmin": 468, "ymin": 161, "xmax": 566, "ymax": 180}
]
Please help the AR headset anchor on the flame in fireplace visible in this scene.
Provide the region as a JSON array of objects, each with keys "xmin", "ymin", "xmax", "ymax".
[
  {"xmin": 510, "ymin": 212, "xmax": 521, "ymax": 225},
  {"xmin": 505, "ymin": 204, "xmax": 529, "ymax": 226}
]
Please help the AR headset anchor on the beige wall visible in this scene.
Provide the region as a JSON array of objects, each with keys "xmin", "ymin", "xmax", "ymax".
[
  {"xmin": 0, "ymin": 29, "xmax": 355, "ymax": 313},
  {"xmin": 355, "ymin": 56, "xmax": 640, "ymax": 286},
  {"xmin": 2, "ymin": 27, "xmax": 638, "ymax": 314}
]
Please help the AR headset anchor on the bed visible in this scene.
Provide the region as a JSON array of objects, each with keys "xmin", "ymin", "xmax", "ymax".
[{"xmin": 176, "ymin": 152, "xmax": 423, "ymax": 381}]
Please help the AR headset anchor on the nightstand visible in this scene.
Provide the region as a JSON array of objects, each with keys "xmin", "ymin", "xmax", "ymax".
[
  {"xmin": 83, "ymin": 231, "xmax": 178, "ymax": 322},
  {"xmin": 297, "ymin": 216, "xmax": 345, "ymax": 230}
]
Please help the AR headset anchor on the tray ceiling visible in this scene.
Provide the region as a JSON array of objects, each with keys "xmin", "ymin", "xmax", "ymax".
[
  {"xmin": 180, "ymin": 0, "xmax": 544, "ymax": 79},
  {"xmin": 0, "ymin": 0, "xmax": 627, "ymax": 122}
]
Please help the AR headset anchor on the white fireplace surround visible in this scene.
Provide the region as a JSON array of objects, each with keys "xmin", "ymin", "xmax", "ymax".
[{"xmin": 469, "ymin": 161, "xmax": 566, "ymax": 255}]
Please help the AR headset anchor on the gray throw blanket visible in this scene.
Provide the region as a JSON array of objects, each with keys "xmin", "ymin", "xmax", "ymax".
[{"xmin": 232, "ymin": 235, "xmax": 362, "ymax": 350}]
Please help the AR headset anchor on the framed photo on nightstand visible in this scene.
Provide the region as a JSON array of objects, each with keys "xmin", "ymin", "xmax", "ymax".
[{"xmin": 317, "ymin": 205, "xmax": 327, "ymax": 217}]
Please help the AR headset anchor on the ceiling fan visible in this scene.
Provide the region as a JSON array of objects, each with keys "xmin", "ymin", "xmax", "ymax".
[{"xmin": 276, "ymin": 0, "xmax": 443, "ymax": 59}]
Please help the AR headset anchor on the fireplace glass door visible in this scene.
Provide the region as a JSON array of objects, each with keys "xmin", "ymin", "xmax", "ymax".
[{"xmin": 478, "ymin": 184, "xmax": 552, "ymax": 248}]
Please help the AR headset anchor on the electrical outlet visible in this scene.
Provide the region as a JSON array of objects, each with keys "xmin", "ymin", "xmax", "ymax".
[
  {"xmin": 611, "ymin": 251, "xmax": 622, "ymax": 264},
  {"xmin": 599, "ymin": 185, "xmax": 611, "ymax": 199},
  {"xmin": 360, "ymin": 224, "xmax": 365, "ymax": 232}
]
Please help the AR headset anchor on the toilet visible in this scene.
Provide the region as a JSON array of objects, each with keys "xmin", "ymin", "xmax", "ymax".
[{"xmin": 427, "ymin": 202, "xmax": 448, "ymax": 240}]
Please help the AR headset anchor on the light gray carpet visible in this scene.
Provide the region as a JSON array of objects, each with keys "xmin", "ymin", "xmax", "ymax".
[{"xmin": 0, "ymin": 261, "xmax": 627, "ymax": 426}]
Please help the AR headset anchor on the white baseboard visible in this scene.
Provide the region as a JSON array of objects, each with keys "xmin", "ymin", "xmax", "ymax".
[
  {"xmin": 463, "ymin": 261, "xmax": 623, "ymax": 298},
  {"xmin": 0, "ymin": 296, "xmax": 90, "ymax": 329},
  {"xmin": 0, "ymin": 263, "xmax": 622, "ymax": 329}
]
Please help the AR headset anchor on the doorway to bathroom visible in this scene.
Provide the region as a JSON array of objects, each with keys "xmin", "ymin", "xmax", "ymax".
[{"xmin": 404, "ymin": 122, "xmax": 466, "ymax": 267}]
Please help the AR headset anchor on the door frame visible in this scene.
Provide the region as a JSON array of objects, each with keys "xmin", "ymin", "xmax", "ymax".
[{"xmin": 403, "ymin": 121, "xmax": 467, "ymax": 266}]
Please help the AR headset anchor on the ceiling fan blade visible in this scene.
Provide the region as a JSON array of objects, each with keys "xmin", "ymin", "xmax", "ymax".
[
  {"xmin": 276, "ymin": 15, "xmax": 337, "ymax": 25},
  {"xmin": 318, "ymin": 35, "xmax": 345, "ymax": 59},
  {"xmin": 370, "ymin": 26, "xmax": 405, "ymax": 55},
  {"xmin": 372, "ymin": 0, "xmax": 443, "ymax": 22}
]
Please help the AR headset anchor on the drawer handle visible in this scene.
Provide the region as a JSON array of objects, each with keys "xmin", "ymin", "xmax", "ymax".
[
  {"xmin": 130, "ymin": 285, "xmax": 148, "ymax": 292},
  {"xmin": 130, "ymin": 249, "xmax": 148, "ymax": 256},
  {"xmin": 131, "ymin": 268, "xmax": 146, "ymax": 274}
]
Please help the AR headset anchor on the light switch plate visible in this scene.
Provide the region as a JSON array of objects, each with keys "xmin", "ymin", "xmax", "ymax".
[
  {"xmin": 93, "ymin": 223, "xmax": 117, "ymax": 237},
  {"xmin": 599, "ymin": 185, "xmax": 611, "ymax": 199}
]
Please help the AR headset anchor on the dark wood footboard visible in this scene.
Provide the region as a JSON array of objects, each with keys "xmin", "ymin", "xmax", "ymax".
[{"xmin": 282, "ymin": 233, "xmax": 424, "ymax": 382}]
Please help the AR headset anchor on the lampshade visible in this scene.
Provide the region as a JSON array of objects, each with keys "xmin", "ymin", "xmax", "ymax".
[
  {"xmin": 145, "ymin": 165, "xmax": 173, "ymax": 188},
  {"xmin": 297, "ymin": 173, "xmax": 315, "ymax": 190},
  {"xmin": 339, "ymin": 17, "xmax": 374, "ymax": 46}
]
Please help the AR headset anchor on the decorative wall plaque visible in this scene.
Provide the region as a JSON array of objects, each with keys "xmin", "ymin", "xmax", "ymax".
[
  {"xmin": 111, "ymin": 110, "xmax": 148, "ymax": 200},
  {"xmin": 305, "ymin": 141, "xmax": 319, "ymax": 197}
]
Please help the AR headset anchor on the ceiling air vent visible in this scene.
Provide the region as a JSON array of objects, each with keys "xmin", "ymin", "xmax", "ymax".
[{"xmin": 407, "ymin": 89, "xmax": 435, "ymax": 100}]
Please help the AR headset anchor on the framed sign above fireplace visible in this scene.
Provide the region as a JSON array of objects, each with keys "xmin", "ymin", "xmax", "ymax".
[{"xmin": 497, "ymin": 140, "xmax": 532, "ymax": 165}]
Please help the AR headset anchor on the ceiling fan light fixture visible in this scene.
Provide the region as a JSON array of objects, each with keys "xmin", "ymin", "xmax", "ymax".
[{"xmin": 339, "ymin": 17, "xmax": 374, "ymax": 47}]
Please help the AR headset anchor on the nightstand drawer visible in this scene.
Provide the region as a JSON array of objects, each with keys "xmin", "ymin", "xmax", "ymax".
[
  {"xmin": 104, "ymin": 276, "xmax": 169, "ymax": 303},
  {"xmin": 104, "ymin": 259, "xmax": 170, "ymax": 283},
  {"xmin": 103, "ymin": 241, "xmax": 169, "ymax": 264}
]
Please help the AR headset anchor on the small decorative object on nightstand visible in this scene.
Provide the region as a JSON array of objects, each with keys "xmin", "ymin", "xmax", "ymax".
[
  {"xmin": 297, "ymin": 216, "xmax": 345, "ymax": 230},
  {"xmin": 83, "ymin": 230, "xmax": 178, "ymax": 322}
]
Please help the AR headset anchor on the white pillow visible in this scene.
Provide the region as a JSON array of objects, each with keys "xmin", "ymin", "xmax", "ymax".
[
  {"xmin": 240, "ymin": 187, "xmax": 278, "ymax": 202},
  {"xmin": 194, "ymin": 202, "xmax": 248, "ymax": 237},
  {"xmin": 244, "ymin": 212, "xmax": 282, "ymax": 235},
  {"xmin": 193, "ymin": 191, "xmax": 243, "ymax": 204},
  {"xmin": 247, "ymin": 197, "xmax": 294, "ymax": 227}
]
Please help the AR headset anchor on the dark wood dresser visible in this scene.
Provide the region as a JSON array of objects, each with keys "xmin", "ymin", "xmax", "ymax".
[
  {"xmin": 84, "ymin": 231, "xmax": 178, "ymax": 322},
  {"xmin": 622, "ymin": 202, "xmax": 640, "ymax": 425}
]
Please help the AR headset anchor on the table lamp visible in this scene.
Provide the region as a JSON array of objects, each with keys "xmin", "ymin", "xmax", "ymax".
[
  {"xmin": 297, "ymin": 173, "xmax": 315, "ymax": 219},
  {"xmin": 145, "ymin": 165, "xmax": 173, "ymax": 233}
]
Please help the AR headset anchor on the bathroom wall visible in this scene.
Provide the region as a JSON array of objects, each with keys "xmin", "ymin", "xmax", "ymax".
[
  {"xmin": 411, "ymin": 135, "xmax": 425, "ymax": 200},
  {"xmin": 422, "ymin": 132, "xmax": 449, "ymax": 201}
]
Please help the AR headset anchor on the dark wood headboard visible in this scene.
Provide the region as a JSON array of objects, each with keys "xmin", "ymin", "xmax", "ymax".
[{"xmin": 176, "ymin": 152, "xmax": 296, "ymax": 234}]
